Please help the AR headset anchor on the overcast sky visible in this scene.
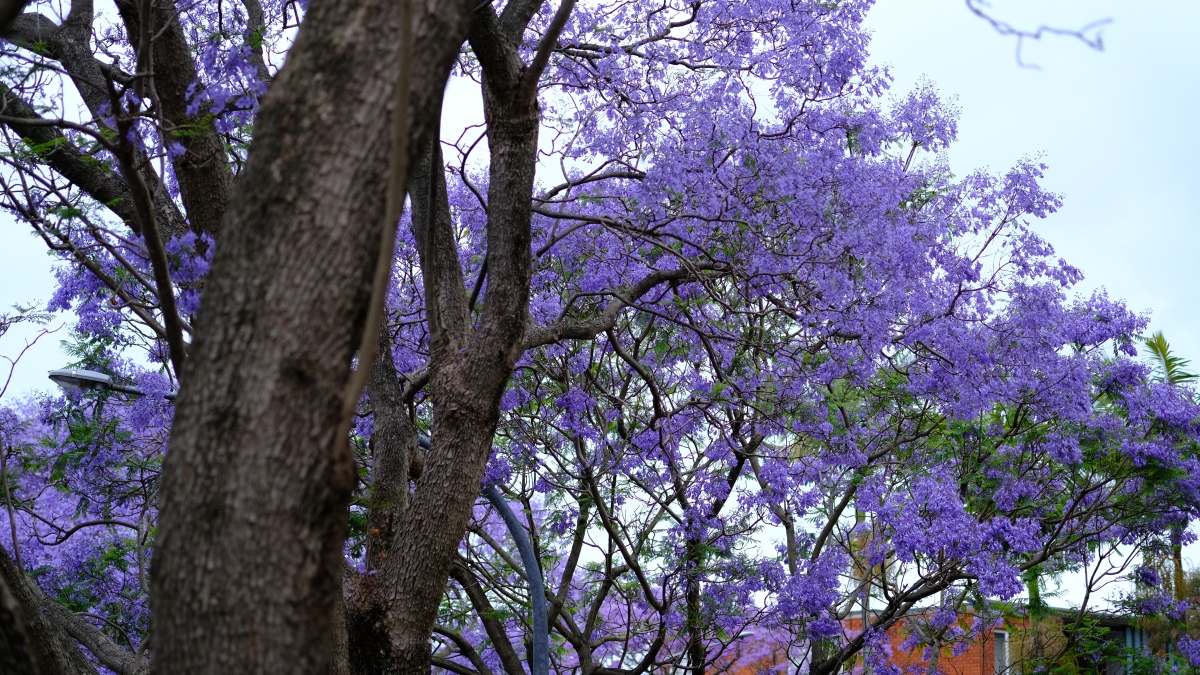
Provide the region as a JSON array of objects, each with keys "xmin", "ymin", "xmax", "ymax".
[{"xmin": 1, "ymin": 0, "xmax": 1197, "ymax": 604}]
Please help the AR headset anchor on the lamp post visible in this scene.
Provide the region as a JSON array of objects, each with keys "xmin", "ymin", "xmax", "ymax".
[
  {"xmin": 418, "ymin": 436, "xmax": 548, "ymax": 675},
  {"xmin": 48, "ymin": 368, "xmax": 176, "ymax": 400}
]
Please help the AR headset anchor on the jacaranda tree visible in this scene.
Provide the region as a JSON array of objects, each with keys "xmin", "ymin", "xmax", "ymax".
[{"xmin": 0, "ymin": 1, "xmax": 1196, "ymax": 674}]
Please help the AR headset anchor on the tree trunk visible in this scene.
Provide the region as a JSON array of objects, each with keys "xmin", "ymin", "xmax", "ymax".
[
  {"xmin": 0, "ymin": 568, "xmax": 41, "ymax": 675},
  {"xmin": 112, "ymin": 0, "xmax": 234, "ymax": 236},
  {"xmin": 1173, "ymin": 534, "xmax": 1186, "ymax": 602},
  {"xmin": 345, "ymin": 325, "xmax": 421, "ymax": 675},
  {"xmin": 0, "ymin": 544, "xmax": 98, "ymax": 675},
  {"xmin": 150, "ymin": 1, "xmax": 473, "ymax": 673},
  {"xmin": 365, "ymin": 4, "xmax": 583, "ymax": 672},
  {"xmin": 329, "ymin": 562, "xmax": 352, "ymax": 675},
  {"xmin": 375, "ymin": 7, "xmax": 545, "ymax": 672}
]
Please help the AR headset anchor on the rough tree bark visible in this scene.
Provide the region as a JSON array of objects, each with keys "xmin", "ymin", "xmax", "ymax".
[
  {"xmin": 0, "ymin": 543, "xmax": 98, "ymax": 675},
  {"xmin": 364, "ymin": 4, "xmax": 576, "ymax": 675},
  {"xmin": 345, "ymin": 325, "xmax": 421, "ymax": 675},
  {"xmin": 0, "ymin": 569, "xmax": 40, "ymax": 675},
  {"xmin": 150, "ymin": 1, "xmax": 474, "ymax": 673},
  {"xmin": 111, "ymin": 0, "xmax": 233, "ymax": 236}
]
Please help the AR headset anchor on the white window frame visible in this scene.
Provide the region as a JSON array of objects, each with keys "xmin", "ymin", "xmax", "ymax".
[{"xmin": 993, "ymin": 630, "xmax": 1010, "ymax": 675}]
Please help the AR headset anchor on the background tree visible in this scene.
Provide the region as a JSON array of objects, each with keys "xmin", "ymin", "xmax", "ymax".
[{"xmin": 1142, "ymin": 331, "xmax": 1197, "ymax": 605}]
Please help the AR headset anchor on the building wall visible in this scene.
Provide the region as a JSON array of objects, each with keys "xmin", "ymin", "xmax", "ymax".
[
  {"xmin": 717, "ymin": 614, "xmax": 1144, "ymax": 675},
  {"xmin": 840, "ymin": 616, "xmax": 1009, "ymax": 675}
]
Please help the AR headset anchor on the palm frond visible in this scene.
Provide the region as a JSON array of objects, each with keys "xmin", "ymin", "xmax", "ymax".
[{"xmin": 1143, "ymin": 331, "xmax": 1198, "ymax": 385}]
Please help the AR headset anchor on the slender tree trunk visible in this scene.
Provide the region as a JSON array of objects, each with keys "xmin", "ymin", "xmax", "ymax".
[
  {"xmin": 380, "ymin": 8, "xmax": 544, "ymax": 671},
  {"xmin": 685, "ymin": 541, "xmax": 706, "ymax": 675},
  {"xmin": 345, "ymin": 326, "xmax": 421, "ymax": 675},
  {"xmin": 364, "ymin": 327, "xmax": 418, "ymax": 572},
  {"xmin": 1173, "ymin": 536, "xmax": 1186, "ymax": 602},
  {"xmin": 329, "ymin": 562, "xmax": 352, "ymax": 675},
  {"xmin": 150, "ymin": 1, "xmax": 472, "ymax": 673}
]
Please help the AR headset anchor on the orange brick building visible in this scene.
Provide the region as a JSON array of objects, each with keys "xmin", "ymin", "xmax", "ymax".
[{"xmin": 715, "ymin": 611, "xmax": 1149, "ymax": 675}]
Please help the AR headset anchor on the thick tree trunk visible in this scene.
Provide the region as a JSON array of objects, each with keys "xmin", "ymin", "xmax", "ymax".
[
  {"xmin": 0, "ymin": 545, "xmax": 98, "ymax": 675},
  {"xmin": 0, "ymin": 569, "xmax": 41, "ymax": 675},
  {"xmin": 150, "ymin": 1, "xmax": 472, "ymax": 673}
]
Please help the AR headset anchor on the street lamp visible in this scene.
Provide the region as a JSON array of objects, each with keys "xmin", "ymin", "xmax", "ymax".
[
  {"xmin": 418, "ymin": 436, "xmax": 548, "ymax": 675},
  {"xmin": 48, "ymin": 368, "xmax": 176, "ymax": 400}
]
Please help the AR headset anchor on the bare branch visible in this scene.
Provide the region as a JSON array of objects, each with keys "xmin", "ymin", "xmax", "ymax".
[
  {"xmin": 523, "ymin": 266, "xmax": 718, "ymax": 350},
  {"xmin": 964, "ymin": 0, "xmax": 1111, "ymax": 68},
  {"xmin": 518, "ymin": 0, "xmax": 575, "ymax": 105}
]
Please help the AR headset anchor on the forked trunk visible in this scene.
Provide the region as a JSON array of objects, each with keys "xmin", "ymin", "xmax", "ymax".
[{"xmin": 150, "ymin": 1, "xmax": 473, "ymax": 673}]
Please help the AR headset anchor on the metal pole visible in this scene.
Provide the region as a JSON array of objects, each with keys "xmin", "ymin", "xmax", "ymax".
[
  {"xmin": 417, "ymin": 436, "xmax": 548, "ymax": 675},
  {"xmin": 484, "ymin": 485, "xmax": 549, "ymax": 675}
]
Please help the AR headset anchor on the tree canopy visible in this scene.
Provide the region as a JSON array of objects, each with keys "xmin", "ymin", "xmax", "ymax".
[{"xmin": 0, "ymin": 1, "xmax": 1196, "ymax": 674}]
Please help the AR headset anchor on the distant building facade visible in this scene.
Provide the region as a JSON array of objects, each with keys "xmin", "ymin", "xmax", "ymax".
[{"xmin": 715, "ymin": 611, "xmax": 1152, "ymax": 675}]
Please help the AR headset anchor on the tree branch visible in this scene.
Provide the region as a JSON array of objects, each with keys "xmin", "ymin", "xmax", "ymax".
[
  {"xmin": 964, "ymin": 0, "xmax": 1110, "ymax": 68},
  {"xmin": 522, "ymin": 267, "xmax": 714, "ymax": 350},
  {"xmin": 0, "ymin": 543, "xmax": 103, "ymax": 674},
  {"xmin": 0, "ymin": 567, "xmax": 41, "ymax": 675},
  {"xmin": 432, "ymin": 654, "xmax": 485, "ymax": 675},
  {"xmin": 0, "ymin": 67, "xmax": 188, "ymax": 239},
  {"xmin": 449, "ymin": 558, "xmax": 527, "ymax": 675},
  {"xmin": 112, "ymin": 0, "xmax": 233, "ymax": 235},
  {"xmin": 498, "ymin": 0, "xmax": 542, "ymax": 44},
  {"xmin": 468, "ymin": 3, "xmax": 524, "ymax": 95},
  {"xmin": 0, "ymin": 0, "xmax": 32, "ymax": 32},
  {"xmin": 518, "ymin": 0, "xmax": 574, "ymax": 105},
  {"xmin": 239, "ymin": 0, "xmax": 273, "ymax": 85},
  {"xmin": 42, "ymin": 602, "xmax": 144, "ymax": 675},
  {"xmin": 110, "ymin": 83, "xmax": 189, "ymax": 376},
  {"xmin": 410, "ymin": 126, "xmax": 471, "ymax": 360},
  {"xmin": 432, "ymin": 625, "xmax": 494, "ymax": 675}
]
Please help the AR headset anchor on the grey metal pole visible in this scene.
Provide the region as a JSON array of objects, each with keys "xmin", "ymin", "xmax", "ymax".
[
  {"xmin": 417, "ymin": 436, "xmax": 548, "ymax": 675},
  {"xmin": 484, "ymin": 485, "xmax": 549, "ymax": 675}
]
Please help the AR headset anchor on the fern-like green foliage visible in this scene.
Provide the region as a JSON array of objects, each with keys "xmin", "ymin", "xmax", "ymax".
[
  {"xmin": 0, "ymin": 302, "xmax": 51, "ymax": 340},
  {"xmin": 1143, "ymin": 331, "xmax": 1198, "ymax": 386}
]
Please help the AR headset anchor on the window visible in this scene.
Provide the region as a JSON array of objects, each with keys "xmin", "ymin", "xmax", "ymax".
[{"xmin": 994, "ymin": 631, "xmax": 1009, "ymax": 675}]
